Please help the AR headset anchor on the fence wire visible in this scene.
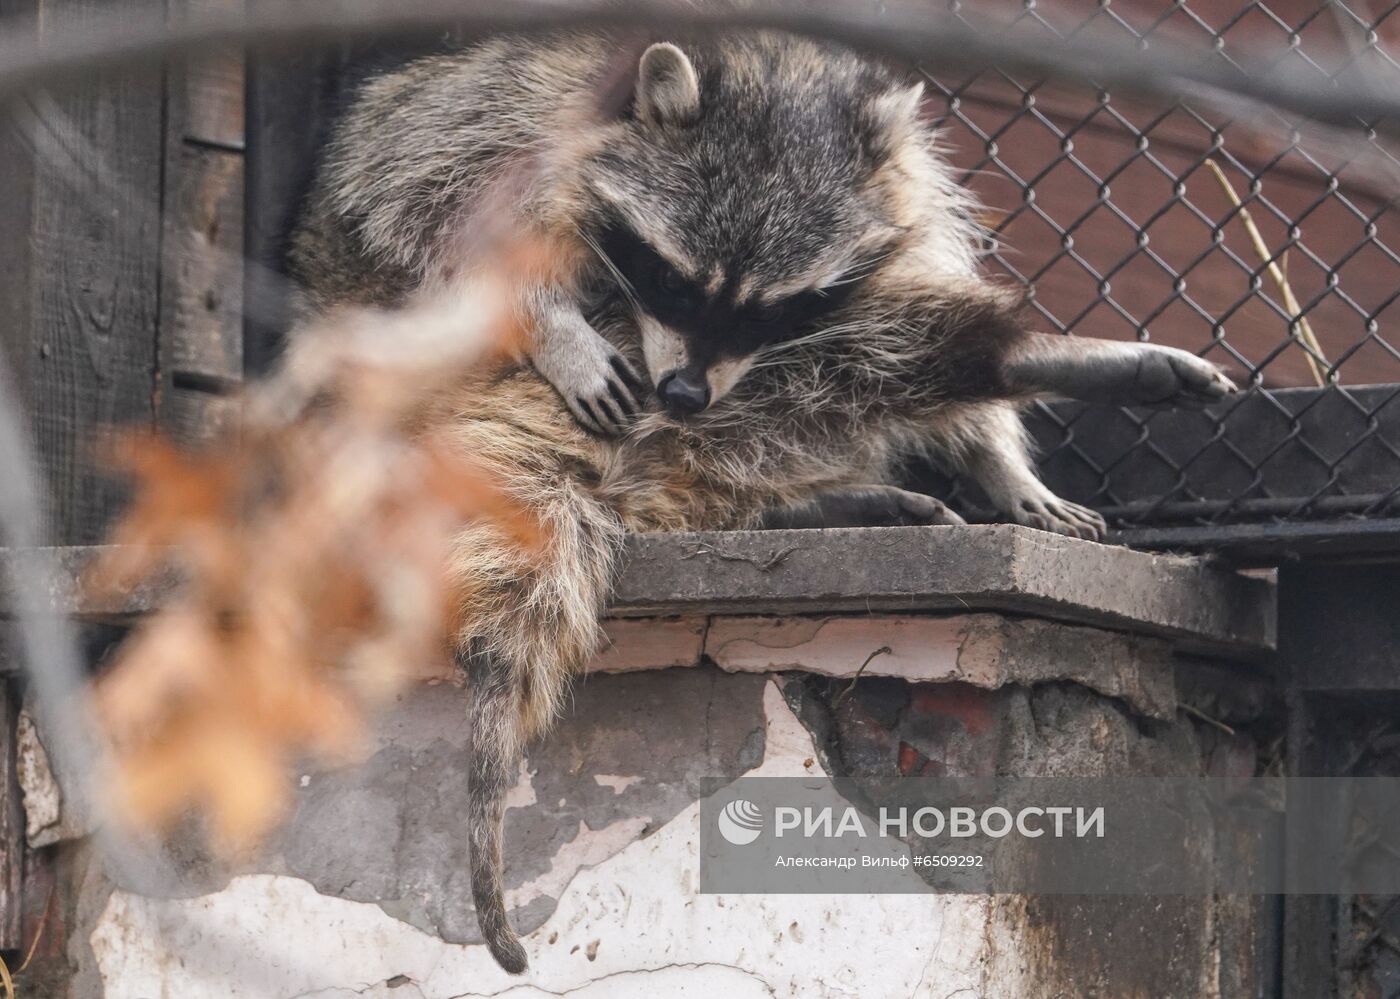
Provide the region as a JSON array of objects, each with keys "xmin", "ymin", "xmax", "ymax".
[
  {"xmin": 920, "ymin": 0, "xmax": 1400, "ymax": 529},
  {"xmin": 2, "ymin": 0, "xmax": 1399, "ymax": 534}
]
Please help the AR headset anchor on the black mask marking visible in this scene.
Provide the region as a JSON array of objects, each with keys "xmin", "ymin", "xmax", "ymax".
[{"xmin": 596, "ymin": 218, "xmax": 877, "ymax": 366}]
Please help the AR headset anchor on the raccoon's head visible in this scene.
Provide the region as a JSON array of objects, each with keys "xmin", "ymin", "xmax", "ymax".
[{"xmin": 580, "ymin": 36, "xmax": 925, "ymax": 419}]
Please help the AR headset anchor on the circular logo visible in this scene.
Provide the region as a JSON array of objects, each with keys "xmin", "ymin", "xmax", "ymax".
[{"xmin": 717, "ymin": 798, "xmax": 764, "ymax": 846}]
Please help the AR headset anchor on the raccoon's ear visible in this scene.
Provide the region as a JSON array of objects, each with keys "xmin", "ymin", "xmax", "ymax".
[
  {"xmin": 864, "ymin": 81, "xmax": 926, "ymax": 160},
  {"xmin": 637, "ymin": 43, "xmax": 701, "ymax": 125}
]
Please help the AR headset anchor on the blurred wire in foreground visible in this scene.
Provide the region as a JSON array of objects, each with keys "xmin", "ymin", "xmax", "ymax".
[
  {"xmin": 1, "ymin": 0, "xmax": 1400, "ymax": 140},
  {"xmin": 0, "ymin": 365, "xmax": 101, "ymax": 860}
]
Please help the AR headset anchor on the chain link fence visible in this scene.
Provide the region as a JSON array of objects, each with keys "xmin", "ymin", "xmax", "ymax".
[{"xmin": 914, "ymin": 1, "xmax": 1400, "ymax": 539}]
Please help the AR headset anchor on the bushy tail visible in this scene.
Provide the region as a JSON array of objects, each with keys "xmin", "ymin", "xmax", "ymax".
[{"xmin": 465, "ymin": 649, "xmax": 530, "ymax": 975}]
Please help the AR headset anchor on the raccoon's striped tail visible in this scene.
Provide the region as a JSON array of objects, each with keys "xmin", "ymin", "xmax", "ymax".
[{"xmin": 465, "ymin": 648, "xmax": 530, "ymax": 975}]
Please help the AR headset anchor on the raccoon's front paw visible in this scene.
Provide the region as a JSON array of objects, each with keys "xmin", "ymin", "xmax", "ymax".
[
  {"xmin": 1009, "ymin": 494, "xmax": 1107, "ymax": 541},
  {"xmin": 1129, "ymin": 346, "xmax": 1238, "ymax": 410},
  {"xmin": 567, "ymin": 353, "xmax": 646, "ymax": 436},
  {"xmin": 534, "ymin": 337, "xmax": 646, "ymax": 436}
]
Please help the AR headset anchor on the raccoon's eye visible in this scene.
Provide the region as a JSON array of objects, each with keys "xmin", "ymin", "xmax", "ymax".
[
  {"xmin": 657, "ymin": 267, "xmax": 689, "ymax": 297},
  {"xmin": 746, "ymin": 292, "xmax": 821, "ymax": 327},
  {"xmin": 790, "ymin": 290, "xmax": 831, "ymax": 314},
  {"xmin": 749, "ymin": 300, "xmax": 785, "ymax": 324}
]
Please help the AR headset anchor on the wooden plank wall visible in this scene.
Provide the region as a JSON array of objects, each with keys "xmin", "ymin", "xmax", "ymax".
[
  {"xmin": 0, "ymin": 683, "xmax": 20, "ymax": 950},
  {"xmin": 11, "ymin": 0, "xmax": 163, "ymax": 548},
  {"xmin": 0, "ymin": 0, "xmax": 245, "ymax": 953},
  {"xmin": 161, "ymin": 0, "xmax": 246, "ymax": 445},
  {"xmin": 1, "ymin": 0, "xmax": 243, "ymax": 533},
  {"xmin": 0, "ymin": 2, "xmax": 37, "ymax": 420}
]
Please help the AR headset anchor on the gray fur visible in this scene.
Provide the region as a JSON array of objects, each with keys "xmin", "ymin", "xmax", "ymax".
[{"xmin": 290, "ymin": 27, "xmax": 1237, "ymax": 974}]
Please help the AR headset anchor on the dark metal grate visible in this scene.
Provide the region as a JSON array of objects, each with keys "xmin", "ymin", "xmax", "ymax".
[{"xmin": 915, "ymin": 1, "xmax": 1400, "ymax": 537}]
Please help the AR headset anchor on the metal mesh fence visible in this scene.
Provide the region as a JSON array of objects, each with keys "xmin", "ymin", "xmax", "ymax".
[{"xmin": 917, "ymin": 1, "xmax": 1400, "ymax": 531}]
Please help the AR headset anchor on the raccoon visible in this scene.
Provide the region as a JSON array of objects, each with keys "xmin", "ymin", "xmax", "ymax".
[{"xmin": 291, "ymin": 30, "xmax": 1236, "ymax": 973}]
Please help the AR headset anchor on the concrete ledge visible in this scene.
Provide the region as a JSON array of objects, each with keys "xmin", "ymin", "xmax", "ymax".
[
  {"xmin": 612, "ymin": 525, "xmax": 1275, "ymax": 657},
  {"xmin": 0, "ymin": 525, "xmax": 1275, "ymax": 658}
]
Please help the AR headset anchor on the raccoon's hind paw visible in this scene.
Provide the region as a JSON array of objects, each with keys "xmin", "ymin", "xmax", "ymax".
[
  {"xmin": 759, "ymin": 486, "xmax": 967, "ymax": 530},
  {"xmin": 1130, "ymin": 347, "xmax": 1238, "ymax": 410},
  {"xmin": 882, "ymin": 489, "xmax": 968, "ymax": 527},
  {"xmin": 1010, "ymin": 495, "xmax": 1107, "ymax": 541}
]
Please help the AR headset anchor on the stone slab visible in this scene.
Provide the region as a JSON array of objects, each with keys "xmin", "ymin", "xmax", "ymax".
[
  {"xmin": 0, "ymin": 525, "xmax": 1276, "ymax": 659},
  {"xmin": 612, "ymin": 525, "xmax": 1275, "ymax": 657}
]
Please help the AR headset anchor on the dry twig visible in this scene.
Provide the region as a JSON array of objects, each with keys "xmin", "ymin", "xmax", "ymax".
[
  {"xmin": 85, "ymin": 249, "xmax": 552, "ymax": 854},
  {"xmin": 1205, "ymin": 158, "xmax": 1331, "ymax": 386},
  {"xmin": 832, "ymin": 646, "xmax": 893, "ymax": 709},
  {"xmin": 1179, "ymin": 701, "xmax": 1237, "ymax": 738}
]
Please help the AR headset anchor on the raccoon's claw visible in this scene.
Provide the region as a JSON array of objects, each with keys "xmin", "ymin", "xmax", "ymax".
[
  {"xmin": 1011, "ymin": 496, "xmax": 1107, "ymax": 541},
  {"xmin": 566, "ymin": 354, "xmax": 645, "ymax": 436},
  {"xmin": 608, "ymin": 353, "xmax": 647, "ymax": 413},
  {"xmin": 571, "ymin": 395, "xmax": 623, "ymax": 436}
]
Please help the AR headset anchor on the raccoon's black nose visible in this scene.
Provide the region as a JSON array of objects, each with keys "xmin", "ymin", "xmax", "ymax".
[{"xmin": 657, "ymin": 370, "xmax": 711, "ymax": 416}]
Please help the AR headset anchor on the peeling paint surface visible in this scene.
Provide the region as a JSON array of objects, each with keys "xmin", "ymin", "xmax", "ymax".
[
  {"xmin": 258, "ymin": 666, "xmax": 767, "ymax": 946},
  {"xmin": 591, "ymin": 775, "xmax": 640, "ymax": 795},
  {"xmin": 16, "ymin": 708, "xmax": 63, "ymax": 847},
  {"xmin": 503, "ymin": 816, "xmax": 650, "ymax": 911},
  {"xmin": 90, "ymin": 681, "xmax": 989, "ymax": 998},
  {"xmin": 74, "ymin": 611, "xmax": 1261, "ymax": 997},
  {"xmin": 707, "ymin": 614, "xmax": 1174, "ymax": 720},
  {"xmin": 16, "ymin": 704, "xmax": 94, "ymax": 848}
]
